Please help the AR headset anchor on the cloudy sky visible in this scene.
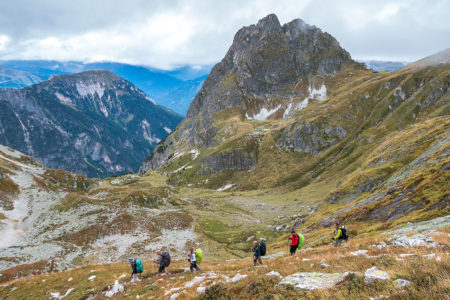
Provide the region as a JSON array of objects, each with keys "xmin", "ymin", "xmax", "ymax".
[{"xmin": 0, "ymin": 0, "xmax": 448, "ymax": 69}]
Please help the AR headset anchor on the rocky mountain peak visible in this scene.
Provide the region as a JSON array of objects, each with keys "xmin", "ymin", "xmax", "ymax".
[{"xmin": 186, "ymin": 13, "xmax": 359, "ymax": 120}]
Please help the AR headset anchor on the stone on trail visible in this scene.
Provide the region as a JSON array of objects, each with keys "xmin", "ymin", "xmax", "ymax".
[
  {"xmin": 266, "ymin": 271, "xmax": 282, "ymax": 278},
  {"xmin": 227, "ymin": 273, "xmax": 248, "ymax": 283},
  {"xmin": 393, "ymin": 279, "xmax": 412, "ymax": 288},
  {"xmin": 351, "ymin": 250, "xmax": 368, "ymax": 256},
  {"xmin": 364, "ymin": 267, "xmax": 390, "ymax": 284},
  {"xmin": 276, "ymin": 272, "xmax": 351, "ymax": 290}
]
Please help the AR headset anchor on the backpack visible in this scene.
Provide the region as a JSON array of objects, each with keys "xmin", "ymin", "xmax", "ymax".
[
  {"xmin": 340, "ymin": 226, "xmax": 348, "ymax": 240},
  {"xmin": 259, "ymin": 241, "xmax": 266, "ymax": 256},
  {"xmin": 161, "ymin": 252, "xmax": 171, "ymax": 267},
  {"xmin": 195, "ymin": 248, "xmax": 203, "ymax": 264},
  {"xmin": 298, "ymin": 233, "xmax": 305, "ymax": 249},
  {"xmin": 135, "ymin": 259, "xmax": 144, "ymax": 273}
]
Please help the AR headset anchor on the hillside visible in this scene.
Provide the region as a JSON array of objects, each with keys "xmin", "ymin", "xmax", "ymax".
[
  {"xmin": 0, "ymin": 212, "xmax": 448, "ymax": 299},
  {"xmin": 0, "ymin": 70, "xmax": 182, "ymax": 177}
]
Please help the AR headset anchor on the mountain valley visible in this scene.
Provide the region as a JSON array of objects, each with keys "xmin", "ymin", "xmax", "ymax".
[{"xmin": 0, "ymin": 13, "xmax": 448, "ymax": 300}]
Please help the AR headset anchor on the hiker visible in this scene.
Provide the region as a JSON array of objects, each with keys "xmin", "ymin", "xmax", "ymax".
[
  {"xmin": 288, "ymin": 230, "xmax": 304, "ymax": 255},
  {"xmin": 154, "ymin": 250, "xmax": 171, "ymax": 275},
  {"xmin": 188, "ymin": 247, "xmax": 203, "ymax": 273},
  {"xmin": 128, "ymin": 257, "xmax": 143, "ymax": 281},
  {"xmin": 252, "ymin": 241, "xmax": 263, "ymax": 266},
  {"xmin": 332, "ymin": 221, "xmax": 348, "ymax": 247}
]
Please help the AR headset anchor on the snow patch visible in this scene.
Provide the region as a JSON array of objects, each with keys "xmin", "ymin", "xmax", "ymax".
[
  {"xmin": 283, "ymin": 84, "xmax": 327, "ymax": 119},
  {"xmin": 217, "ymin": 184, "xmax": 234, "ymax": 192},
  {"xmin": 246, "ymin": 105, "xmax": 281, "ymax": 121},
  {"xmin": 0, "ymin": 145, "xmax": 23, "ymax": 159},
  {"xmin": 189, "ymin": 149, "xmax": 200, "ymax": 160},
  {"xmin": 88, "ymin": 275, "xmax": 96, "ymax": 281},
  {"xmin": 173, "ymin": 164, "xmax": 188, "ymax": 173},
  {"xmin": 76, "ymin": 82, "xmax": 105, "ymax": 99},
  {"xmin": 146, "ymin": 96, "xmax": 157, "ymax": 105},
  {"xmin": 55, "ymin": 92, "xmax": 72, "ymax": 104},
  {"xmin": 309, "ymin": 84, "xmax": 327, "ymax": 100},
  {"xmin": 164, "ymin": 127, "xmax": 172, "ymax": 134},
  {"xmin": 141, "ymin": 120, "xmax": 161, "ymax": 144},
  {"xmin": 99, "ymin": 101, "xmax": 109, "ymax": 117}
]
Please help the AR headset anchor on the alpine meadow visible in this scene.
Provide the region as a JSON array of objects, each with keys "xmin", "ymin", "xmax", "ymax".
[{"xmin": 0, "ymin": 3, "xmax": 449, "ymax": 300}]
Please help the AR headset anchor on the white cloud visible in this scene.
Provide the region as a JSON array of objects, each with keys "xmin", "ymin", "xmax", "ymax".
[
  {"xmin": 0, "ymin": 0, "xmax": 448, "ymax": 67},
  {"xmin": 0, "ymin": 35, "xmax": 10, "ymax": 52}
]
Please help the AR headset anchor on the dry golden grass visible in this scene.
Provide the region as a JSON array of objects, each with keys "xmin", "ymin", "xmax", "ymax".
[{"xmin": 0, "ymin": 233, "xmax": 448, "ymax": 299}]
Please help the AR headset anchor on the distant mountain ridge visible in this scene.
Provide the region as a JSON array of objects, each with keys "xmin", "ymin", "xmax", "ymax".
[
  {"xmin": 0, "ymin": 59, "xmax": 409, "ymax": 115},
  {"xmin": 0, "ymin": 60, "xmax": 212, "ymax": 115},
  {"xmin": 0, "ymin": 70, "xmax": 183, "ymax": 177}
]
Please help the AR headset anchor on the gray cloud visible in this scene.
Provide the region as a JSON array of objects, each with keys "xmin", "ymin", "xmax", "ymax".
[{"xmin": 0, "ymin": 0, "xmax": 448, "ymax": 68}]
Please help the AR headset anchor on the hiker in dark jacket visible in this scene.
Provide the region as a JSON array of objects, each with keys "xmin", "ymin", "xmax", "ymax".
[
  {"xmin": 128, "ymin": 257, "xmax": 140, "ymax": 281},
  {"xmin": 289, "ymin": 230, "xmax": 300, "ymax": 255},
  {"xmin": 252, "ymin": 241, "xmax": 263, "ymax": 266},
  {"xmin": 188, "ymin": 247, "xmax": 203, "ymax": 273},
  {"xmin": 153, "ymin": 250, "xmax": 169, "ymax": 275}
]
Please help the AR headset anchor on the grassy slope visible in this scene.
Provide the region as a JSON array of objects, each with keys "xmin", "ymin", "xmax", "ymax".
[{"xmin": 1, "ymin": 229, "xmax": 448, "ymax": 299}]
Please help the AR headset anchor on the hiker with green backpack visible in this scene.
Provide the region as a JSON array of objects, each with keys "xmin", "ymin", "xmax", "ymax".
[
  {"xmin": 128, "ymin": 257, "xmax": 143, "ymax": 281},
  {"xmin": 332, "ymin": 221, "xmax": 348, "ymax": 247},
  {"xmin": 288, "ymin": 230, "xmax": 304, "ymax": 255},
  {"xmin": 188, "ymin": 247, "xmax": 203, "ymax": 273}
]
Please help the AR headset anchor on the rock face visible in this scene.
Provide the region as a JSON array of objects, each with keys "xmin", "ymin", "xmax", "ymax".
[
  {"xmin": 277, "ymin": 272, "xmax": 351, "ymax": 290},
  {"xmin": 200, "ymin": 149, "xmax": 257, "ymax": 174},
  {"xmin": 140, "ymin": 14, "xmax": 360, "ymax": 174},
  {"xmin": 277, "ymin": 123, "xmax": 348, "ymax": 154},
  {"xmin": 0, "ymin": 70, "xmax": 182, "ymax": 177}
]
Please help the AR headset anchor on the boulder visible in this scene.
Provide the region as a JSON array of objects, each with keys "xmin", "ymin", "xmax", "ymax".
[
  {"xmin": 266, "ymin": 271, "xmax": 282, "ymax": 278},
  {"xmin": 388, "ymin": 233, "xmax": 436, "ymax": 248},
  {"xmin": 277, "ymin": 272, "xmax": 351, "ymax": 290},
  {"xmin": 364, "ymin": 267, "xmax": 390, "ymax": 284},
  {"xmin": 393, "ymin": 279, "xmax": 412, "ymax": 288}
]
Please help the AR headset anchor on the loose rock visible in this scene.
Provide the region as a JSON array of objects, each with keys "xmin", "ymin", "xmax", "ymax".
[
  {"xmin": 364, "ymin": 267, "xmax": 390, "ymax": 284},
  {"xmin": 277, "ymin": 272, "xmax": 351, "ymax": 290}
]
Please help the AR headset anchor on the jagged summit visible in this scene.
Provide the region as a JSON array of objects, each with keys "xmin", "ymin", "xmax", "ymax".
[
  {"xmin": 141, "ymin": 14, "xmax": 365, "ymax": 172},
  {"xmin": 187, "ymin": 13, "xmax": 358, "ymax": 119}
]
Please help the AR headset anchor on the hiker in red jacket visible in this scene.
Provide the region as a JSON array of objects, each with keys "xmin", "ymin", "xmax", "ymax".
[{"xmin": 288, "ymin": 230, "xmax": 300, "ymax": 255}]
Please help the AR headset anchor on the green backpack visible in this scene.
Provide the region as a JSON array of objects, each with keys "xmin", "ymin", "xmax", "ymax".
[
  {"xmin": 135, "ymin": 259, "xmax": 144, "ymax": 273},
  {"xmin": 298, "ymin": 233, "xmax": 305, "ymax": 249},
  {"xmin": 195, "ymin": 248, "xmax": 203, "ymax": 264}
]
